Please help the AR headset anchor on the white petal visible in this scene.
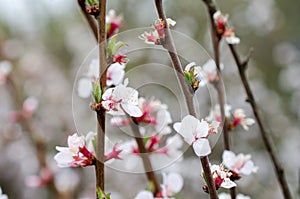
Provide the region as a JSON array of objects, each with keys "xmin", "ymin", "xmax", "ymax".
[
  {"xmin": 222, "ymin": 150, "xmax": 236, "ymax": 169},
  {"xmin": 240, "ymin": 160, "xmax": 258, "ymax": 175},
  {"xmin": 173, "ymin": 122, "xmax": 181, "ymax": 133},
  {"xmin": 218, "ymin": 193, "xmax": 231, "ymax": 199},
  {"xmin": 221, "ymin": 178, "xmax": 236, "ymax": 189},
  {"xmin": 196, "ymin": 120, "xmax": 209, "ymax": 138},
  {"xmin": 179, "ymin": 115, "xmax": 199, "ymax": 144},
  {"xmin": 226, "ymin": 36, "xmax": 240, "ymax": 45},
  {"xmin": 122, "ymin": 103, "xmax": 143, "ymax": 117},
  {"xmin": 54, "ymin": 152, "xmax": 74, "ymax": 167},
  {"xmin": 134, "ymin": 191, "xmax": 153, "ymax": 199},
  {"xmin": 87, "ymin": 59, "xmax": 99, "ymax": 78},
  {"xmin": 192, "ymin": 139, "xmax": 211, "ymax": 157},
  {"xmin": 102, "ymin": 88, "xmax": 114, "ymax": 100},
  {"xmin": 77, "ymin": 78, "xmax": 93, "ymax": 98},
  {"xmin": 166, "ymin": 173, "xmax": 184, "ymax": 194},
  {"xmin": 166, "ymin": 18, "xmax": 176, "ymax": 26},
  {"xmin": 236, "ymin": 194, "xmax": 252, "ymax": 199}
]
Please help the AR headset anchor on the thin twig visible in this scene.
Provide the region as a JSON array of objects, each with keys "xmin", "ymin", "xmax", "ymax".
[
  {"xmin": 94, "ymin": 0, "xmax": 107, "ymax": 194},
  {"xmin": 229, "ymin": 44, "xmax": 293, "ymax": 199},
  {"xmin": 154, "ymin": 1, "xmax": 218, "ymax": 198},
  {"xmin": 129, "ymin": 118, "xmax": 161, "ymax": 195},
  {"xmin": 203, "ymin": 0, "xmax": 234, "ymax": 197},
  {"xmin": 77, "ymin": 0, "xmax": 98, "ymax": 40},
  {"xmin": 6, "ymin": 76, "xmax": 65, "ymax": 199},
  {"xmin": 202, "ymin": 0, "xmax": 292, "ymax": 198}
]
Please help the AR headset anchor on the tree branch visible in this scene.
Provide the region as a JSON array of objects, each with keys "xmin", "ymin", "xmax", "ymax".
[
  {"xmin": 78, "ymin": 0, "xmax": 98, "ymax": 40},
  {"xmin": 229, "ymin": 44, "xmax": 293, "ymax": 199},
  {"xmin": 129, "ymin": 118, "xmax": 161, "ymax": 195},
  {"xmin": 154, "ymin": 1, "xmax": 218, "ymax": 198},
  {"xmin": 94, "ymin": 0, "xmax": 107, "ymax": 195}
]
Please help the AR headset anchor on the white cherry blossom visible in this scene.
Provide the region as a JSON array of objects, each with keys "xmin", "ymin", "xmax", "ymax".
[
  {"xmin": 101, "ymin": 79, "xmax": 142, "ymax": 117},
  {"xmin": 233, "ymin": 109, "xmax": 255, "ymax": 130},
  {"xmin": 173, "ymin": 115, "xmax": 219, "ymax": 157},
  {"xmin": 222, "ymin": 150, "xmax": 258, "ymax": 175}
]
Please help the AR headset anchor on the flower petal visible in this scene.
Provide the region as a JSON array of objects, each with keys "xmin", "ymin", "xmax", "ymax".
[
  {"xmin": 122, "ymin": 103, "xmax": 143, "ymax": 117},
  {"xmin": 192, "ymin": 139, "xmax": 211, "ymax": 157}
]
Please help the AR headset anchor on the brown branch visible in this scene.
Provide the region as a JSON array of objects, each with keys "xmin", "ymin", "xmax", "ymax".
[
  {"xmin": 204, "ymin": 1, "xmax": 234, "ymax": 197},
  {"xmin": 203, "ymin": 0, "xmax": 292, "ymax": 198},
  {"xmin": 5, "ymin": 76, "xmax": 65, "ymax": 199},
  {"xmin": 154, "ymin": 1, "xmax": 218, "ymax": 198},
  {"xmin": 129, "ymin": 118, "xmax": 161, "ymax": 195},
  {"xmin": 78, "ymin": 0, "xmax": 98, "ymax": 40},
  {"xmin": 229, "ymin": 44, "xmax": 293, "ymax": 199},
  {"xmin": 94, "ymin": 0, "xmax": 107, "ymax": 195}
]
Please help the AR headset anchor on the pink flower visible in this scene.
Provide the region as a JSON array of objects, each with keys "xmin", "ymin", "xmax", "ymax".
[
  {"xmin": 232, "ymin": 109, "xmax": 255, "ymax": 130},
  {"xmin": 204, "ymin": 164, "xmax": 236, "ymax": 190},
  {"xmin": 173, "ymin": 115, "xmax": 219, "ymax": 157},
  {"xmin": 22, "ymin": 97, "xmax": 39, "ymax": 118},
  {"xmin": 101, "ymin": 79, "xmax": 143, "ymax": 117},
  {"xmin": 25, "ymin": 167, "xmax": 53, "ymax": 188},
  {"xmin": 54, "ymin": 132, "xmax": 96, "ymax": 168},
  {"xmin": 106, "ymin": 9, "xmax": 123, "ymax": 38},
  {"xmin": 222, "ymin": 150, "xmax": 258, "ymax": 176}
]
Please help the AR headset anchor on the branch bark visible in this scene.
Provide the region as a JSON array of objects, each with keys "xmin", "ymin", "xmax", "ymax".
[
  {"xmin": 78, "ymin": 0, "xmax": 98, "ymax": 40},
  {"xmin": 202, "ymin": 0, "xmax": 292, "ymax": 198},
  {"xmin": 154, "ymin": 1, "xmax": 218, "ymax": 198},
  {"xmin": 229, "ymin": 44, "xmax": 293, "ymax": 199},
  {"xmin": 94, "ymin": 0, "xmax": 107, "ymax": 194},
  {"xmin": 129, "ymin": 118, "xmax": 161, "ymax": 195}
]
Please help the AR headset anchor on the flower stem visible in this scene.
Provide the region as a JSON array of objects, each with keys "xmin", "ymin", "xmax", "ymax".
[
  {"xmin": 94, "ymin": 0, "xmax": 107, "ymax": 195},
  {"xmin": 154, "ymin": 1, "xmax": 218, "ymax": 198},
  {"xmin": 229, "ymin": 44, "xmax": 293, "ymax": 199},
  {"xmin": 129, "ymin": 118, "xmax": 161, "ymax": 195},
  {"xmin": 77, "ymin": 0, "xmax": 98, "ymax": 40},
  {"xmin": 202, "ymin": 0, "xmax": 293, "ymax": 198}
]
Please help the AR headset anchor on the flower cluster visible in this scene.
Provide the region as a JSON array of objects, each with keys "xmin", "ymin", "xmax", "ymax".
[
  {"xmin": 0, "ymin": 60, "xmax": 12, "ymax": 85},
  {"xmin": 25, "ymin": 167, "xmax": 53, "ymax": 188},
  {"xmin": 173, "ymin": 115, "xmax": 219, "ymax": 157},
  {"xmin": 9, "ymin": 97, "xmax": 39, "ymax": 122},
  {"xmin": 203, "ymin": 164, "xmax": 236, "ymax": 192},
  {"xmin": 54, "ymin": 132, "xmax": 96, "ymax": 167},
  {"xmin": 140, "ymin": 18, "xmax": 176, "ymax": 45},
  {"xmin": 206, "ymin": 104, "xmax": 255, "ymax": 131},
  {"xmin": 77, "ymin": 59, "xmax": 127, "ymax": 98},
  {"xmin": 134, "ymin": 172, "xmax": 183, "ymax": 199},
  {"xmin": 184, "ymin": 59, "xmax": 223, "ymax": 89},
  {"xmin": 213, "ymin": 11, "xmax": 240, "ymax": 45},
  {"xmin": 101, "ymin": 79, "xmax": 143, "ymax": 117},
  {"xmin": 106, "ymin": 9, "xmax": 123, "ymax": 38},
  {"xmin": 222, "ymin": 150, "xmax": 258, "ymax": 179}
]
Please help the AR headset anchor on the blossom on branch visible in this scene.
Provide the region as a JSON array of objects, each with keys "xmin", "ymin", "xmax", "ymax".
[
  {"xmin": 202, "ymin": 164, "xmax": 236, "ymax": 192},
  {"xmin": 184, "ymin": 59, "xmax": 223, "ymax": 89},
  {"xmin": 232, "ymin": 109, "xmax": 255, "ymax": 130},
  {"xmin": 173, "ymin": 115, "xmax": 219, "ymax": 157},
  {"xmin": 101, "ymin": 79, "xmax": 143, "ymax": 117},
  {"xmin": 77, "ymin": 59, "xmax": 127, "ymax": 98},
  {"xmin": 54, "ymin": 132, "xmax": 96, "ymax": 168},
  {"xmin": 222, "ymin": 150, "xmax": 258, "ymax": 178},
  {"xmin": 106, "ymin": 9, "xmax": 123, "ymax": 38},
  {"xmin": 139, "ymin": 18, "xmax": 176, "ymax": 45},
  {"xmin": 213, "ymin": 11, "xmax": 240, "ymax": 45}
]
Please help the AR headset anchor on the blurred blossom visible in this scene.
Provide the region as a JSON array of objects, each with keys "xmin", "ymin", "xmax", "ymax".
[
  {"xmin": 222, "ymin": 150, "xmax": 258, "ymax": 176},
  {"xmin": 2, "ymin": 39, "xmax": 24, "ymax": 59},
  {"xmin": 279, "ymin": 63, "xmax": 300, "ymax": 91},
  {"xmin": 0, "ymin": 187, "xmax": 8, "ymax": 199},
  {"xmin": 25, "ymin": 167, "xmax": 53, "ymax": 188},
  {"xmin": 54, "ymin": 169, "xmax": 80, "ymax": 193},
  {"xmin": 0, "ymin": 61, "xmax": 12, "ymax": 85},
  {"xmin": 273, "ymin": 42, "xmax": 300, "ymax": 66},
  {"xmin": 244, "ymin": 0, "xmax": 282, "ymax": 35},
  {"xmin": 22, "ymin": 97, "xmax": 39, "ymax": 118}
]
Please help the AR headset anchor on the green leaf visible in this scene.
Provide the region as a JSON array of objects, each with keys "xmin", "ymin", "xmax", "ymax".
[
  {"xmin": 96, "ymin": 187, "xmax": 111, "ymax": 199},
  {"xmin": 146, "ymin": 181, "xmax": 155, "ymax": 193},
  {"xmin": 92, "ymin": 81, "xmax": 102, "ymax": 103},
  {"xmin": 184, "ymin": 71, "xmax": 193, "ymax": 85},
  {"xmin": 112, "ymin": 41, "xmax": 126, "ymax": 55},
  {"xmin": 107, "ymin": 35, "xmax": 116, "ymax": 57}
]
